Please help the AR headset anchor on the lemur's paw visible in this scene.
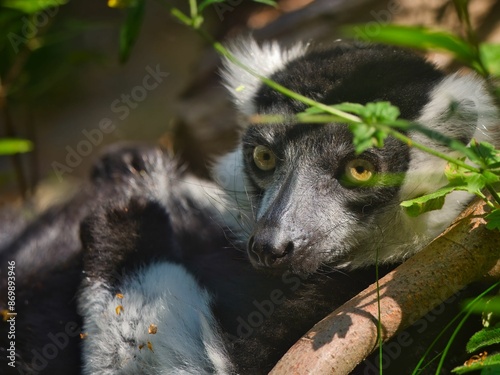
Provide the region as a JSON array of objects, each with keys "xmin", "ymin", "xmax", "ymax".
[{"xmin": 90, "ymin": 143, "xmax": 165, "ymax": 183}]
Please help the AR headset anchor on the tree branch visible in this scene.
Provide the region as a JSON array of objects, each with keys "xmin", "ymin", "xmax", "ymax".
[{"xmin": 270, "ymin": 198, "xmax": 500, "ymax": 374}]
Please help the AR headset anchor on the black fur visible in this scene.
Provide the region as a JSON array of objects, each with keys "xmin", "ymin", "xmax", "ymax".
[
  {"xmin": 0, "ymin": 143, "xmax": 481, "ymax": 374},
  {"xmin": 256, "ymin": 43, "xmax": 444, "ymax": 119},
  {"xmin": 0, "ymin": 143, "xmax": 385, "ymax": 374},
  {"xmin": 0, "ymin": 42, "xmax": 488, "ymax": 375}
]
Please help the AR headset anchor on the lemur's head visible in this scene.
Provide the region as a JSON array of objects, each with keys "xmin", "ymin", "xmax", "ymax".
[{"xmin": 214, "ymin": 39, "xmax": 499, "ymax": 275}]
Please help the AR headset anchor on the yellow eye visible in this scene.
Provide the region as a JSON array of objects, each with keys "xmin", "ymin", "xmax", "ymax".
[
  {"xmin": 345, "ymin": 159, "xmax": 375, "ymax": 184},
  {"xmin": 253, "ymin": 145, "xmax": 276, "ymax": 171}
]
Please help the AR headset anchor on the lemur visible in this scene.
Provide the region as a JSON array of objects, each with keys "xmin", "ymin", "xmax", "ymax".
[{"xmin": 0, "ymin": 39, "xmax": 498, "ymax": 375}]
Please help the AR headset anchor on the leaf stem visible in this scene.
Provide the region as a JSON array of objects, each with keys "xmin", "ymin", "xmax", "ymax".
[
  {"xmin": 206, "ymin": 35, "xmax": 363, "ymax": 124},
  {"xmin": 383, "ymin": 127, "xmax": 481, "ymax": 173},
  {"xmin": 189, "ymin": 0, "xmax": 198, "ymax": 21},
  {"xmin": 485, "ymin": 184, "xmax": 500, "ymax": 207},
  {"xmin": 411, "ymin": 281, "xmax": 500, "ymax": 374},
  {"xmin": 209, "ymin": 31, "xmax": 484, "ymax": 176},
  {"xmin": 170, "ymin": 7, "xmax": 193, "ymax": 26},
  {"xmin": 434, "ymin": 281, "xmax": 500, "ymax": 374},
  {"xmin": 168, "ymin": 4, "xmax": 498, "ymax": 215}
]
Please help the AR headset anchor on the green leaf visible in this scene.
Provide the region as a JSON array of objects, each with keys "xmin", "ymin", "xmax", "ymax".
[
  {"xmin": 330, "ymin": 102, "xmax": 365, "ymax": 115},
  {"xmin": 444, "ymin": 162, "xmax": 498, "ymax": 196},
  {"xmin": 481, "ymin": 170, "xmax": 500, "ymax": 185},
  {"xmin": 0, "ymin": 138, "xmax": 33, "ymax": 155},
  {"xmin": 466, "ymin": 173, "xmax": 486, "ymax": 193},
  {"xmin": 465, "ymin": 297, "xmax": 500, "ymax": 315},
  {"xmin": 119, "ymin": 0, "xmax": 145, "ymax": 63},
  {"xmin": 304, "ymin": 101, "xmax": 399, "ymax": 124},
  {"xmin": 400, "ymin": 185, "xmax": 458, "ymax": 217},
  {"xmin": 466, "ymin": 327, "xmax": 500, "ymax": 353},
  {"xmin": 363, "ymin": 102, "xmax": 400, "ymax": 123},
  {"xmin": 485, "ymin": 210, "xmax": 500, "ymax": 231},
  {"xmin": 333, "ymin": 101, "xmax": 400, "ymax": 124},
  {"xmin": 329, "ymin": 102, "xmax": 400, "ymax": 154},
  {"xmin": 344, "ymin": 24, "xmax": 476, "ymax": 65},
  {"xmin": 300, "ymin": 102, "xmax": 399, "ymax": 153},
  {"xmin": 452, "ymin": 352, "xmax": 500, "ymax": 373},
  {"xmin": 481, "ymin": 363, "xmax": 500, "ymax": 375},
  {"xmin": 480, "ymin": 43, "xmax": 500, "ymax": 77},
  {"xmin": 2, "ymin": 0, "xmax": 67, "ymax": 14},
  {"xmin": 470, "ymin": 140, "xmax": 500, "ymax": 169},
  {"xmin": 348, "ymin": 123, "xmax": 388, "ymax": 154}
]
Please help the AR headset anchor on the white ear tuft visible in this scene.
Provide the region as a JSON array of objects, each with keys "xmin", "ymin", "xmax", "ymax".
[
  {"xmin": 416, "ymin": 72, "xmax": 500, "ymax": 147},
  {"xmin": 399, "ymin": 73, "xmax": 499, "ymax": 241},
  {"xmin": 221, "ymin": 37, "xmax": 309, "ymax": 116},
  {"xmin": 403, "ymin": 73, "xmax": 499, "ymax": 200}
]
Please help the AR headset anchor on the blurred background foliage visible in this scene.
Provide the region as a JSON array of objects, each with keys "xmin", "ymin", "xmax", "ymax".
[
  {"xmin": 0, "ymin": 0, "xmax": 499, "ymax": 373},
  {"xmin": 1, "ymin": 0, "xmax": 103, "ymax": 198},
  {"xmin": 0, "ymin": 0, "xmax": 499, "ymax": 208}
]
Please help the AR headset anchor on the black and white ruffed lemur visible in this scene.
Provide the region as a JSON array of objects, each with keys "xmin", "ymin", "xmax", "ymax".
[{"xmin": 0, "ymin": 39, "xmax": 499, "ymax": 374}]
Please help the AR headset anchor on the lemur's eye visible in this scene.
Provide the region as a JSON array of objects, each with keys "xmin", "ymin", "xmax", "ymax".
[
  {"xmin": 253, "ymin": 145, "xmax": 276, "ymax": 171},
  {"xmin": 345, "ymin": 159, "xmax": 375, "ymax": 184}
]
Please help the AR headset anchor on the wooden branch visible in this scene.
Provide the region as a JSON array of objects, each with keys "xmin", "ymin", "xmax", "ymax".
[{"xmin": 270, "ymin": 198, "xmax": 500, "ymax": 375}]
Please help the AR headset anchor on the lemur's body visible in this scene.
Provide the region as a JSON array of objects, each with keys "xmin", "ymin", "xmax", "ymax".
[{"xmin": 0, "ymin": 41, "xmax": 498, "ymax": 374}]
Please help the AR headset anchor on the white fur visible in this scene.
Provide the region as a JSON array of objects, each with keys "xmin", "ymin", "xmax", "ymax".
[
  {"xmin": 79, "ymin": 262, "xmax": 233, "ymax": 375},
  {"xmin": 222, "ymin": 38, "xmax": 308, "ymax": 116},
  {"xmin": 218, "ymin": 57, "xmax": 500, "ymax": 269},
  {"xmin": 78, "ymin": 44, "xmax": 500, "ymax": 373},
  {"xmin": 171, "ymin": 174, "xmax": 242, "ymax": 229},
  {"xmin": 414, "ymin": 73, "xmax": 499, "ymax": 146},
  {"xmin": 402, "ymin": 73, "xmax": 499, "ymax": 223},
  {"xmin": 209, "ymin": 147, "xmax": 255, "ymax": 235},
  {"xmin": 370, "ymin": 73, "xmax": 500, "ymax": 266}
]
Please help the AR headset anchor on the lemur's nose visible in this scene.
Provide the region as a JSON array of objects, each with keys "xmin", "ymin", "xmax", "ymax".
[{"xmin": 248, "ymin": 227, "xmax": 294, "ymax": 268}]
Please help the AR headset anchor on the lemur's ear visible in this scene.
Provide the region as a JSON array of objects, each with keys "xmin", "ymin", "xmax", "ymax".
[
  {"xmin": 401, "ymin": 73, "xmax": 499, "ymax": 202},
  {"xmin": 415, "ymin": 73, "xmax": 499, "ymax": 148},
  {"xmin": 221, "ymin": 37, "xmax": 308, "ymax": 116}
]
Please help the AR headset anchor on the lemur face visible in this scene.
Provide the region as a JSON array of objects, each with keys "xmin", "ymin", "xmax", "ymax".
[
  {"xmin": 242, "ymin": 122, "xmax": 409, "ymax": 274},
  {"xmin": 216, "ymin": 39, "xmax": 499, "ymax": 275}
]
